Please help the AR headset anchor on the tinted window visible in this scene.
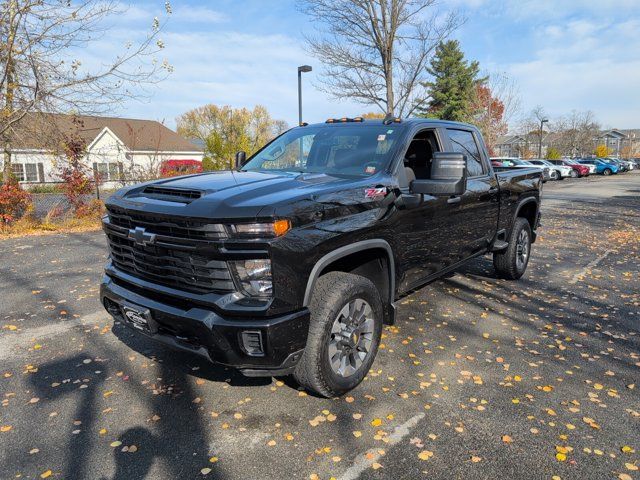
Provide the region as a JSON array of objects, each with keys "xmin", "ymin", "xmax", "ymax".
[{"xmin": 447, "ymin": 129, "xmax": 485, "ymax": 177}]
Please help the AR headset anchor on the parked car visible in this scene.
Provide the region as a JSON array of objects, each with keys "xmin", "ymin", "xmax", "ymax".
[
  {"xmin": 528, "ymin": 159, "xmax": 572, "ymax": 180},
  {"xmin": 101, "ymin": 118, "xmax": 542, "ymax": 397},
  {"xmin": 547, "ymin": 159, "xmax": 590, "ymax": 177},
  {"xmin": 491, "ymin": 157, "xmax": 551, "ymax": 182},
  {"xmin": 577, "ymin": 158, "xmax": 619, "ymax": 175},
  {"xmin": 160, "ymin": 159, "xmax": 203, "ymax": 177},
  {"xmin": 600, "ymin": 158, "xmax": 628, "ymax": 172}
]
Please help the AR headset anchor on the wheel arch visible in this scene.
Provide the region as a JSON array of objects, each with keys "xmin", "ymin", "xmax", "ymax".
[
  {"xmin": 303, "ymin": 239, "xmax": 396, "ymax": 324},
  {"xmin": 514, "ymin": 197, "xmax": 539, "ymax": 241}
]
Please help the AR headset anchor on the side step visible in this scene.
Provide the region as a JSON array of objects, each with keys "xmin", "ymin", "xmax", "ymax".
[{"xmin": 490, "ymin": 240, "xmax": 509, "ymax": 252}]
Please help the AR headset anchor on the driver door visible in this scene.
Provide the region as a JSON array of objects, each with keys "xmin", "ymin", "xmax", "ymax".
[{"xmin": 396, "ymin": 128, "xmax": 458, "ymax": 291}]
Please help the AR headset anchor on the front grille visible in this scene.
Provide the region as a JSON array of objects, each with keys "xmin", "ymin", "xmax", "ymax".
[
  {"xmin": 104, "ymin": 208, "xmax": 234, "ymax": 294},
  {"xmin": 106, "ymin": 206, "xmax": 226, "ymax": 241}
]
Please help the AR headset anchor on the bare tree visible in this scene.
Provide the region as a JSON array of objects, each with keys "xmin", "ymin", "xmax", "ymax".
[
  {"xmin": 485, "ymin": 72, "xmax": 521, "ymax": 127},
  {"xmin": 300, "ymin": 0, "xmax": 461, "ymax": 117},
  {"xmin": 553, "ymin": 110, "xmax": 600, "ymax": 157},
  {"xmin": 1, "ymin": 0, "xmax": 172, "ymax": 179}
]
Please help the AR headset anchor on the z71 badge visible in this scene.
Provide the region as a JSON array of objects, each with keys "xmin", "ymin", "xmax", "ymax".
[{"xmin": 364, "ymin": 187, "xmax": 388, "ymax": 200}]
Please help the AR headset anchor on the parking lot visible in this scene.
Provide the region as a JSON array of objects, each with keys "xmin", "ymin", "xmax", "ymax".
[{"xmin": 1, "ymin": 172, "xmax": 639, "ymax": 480}]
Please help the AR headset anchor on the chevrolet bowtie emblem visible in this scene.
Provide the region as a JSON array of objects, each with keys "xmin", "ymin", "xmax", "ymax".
[{"xmin": 128, "ymin": 227, "xmax": 157, "ymax": 246}]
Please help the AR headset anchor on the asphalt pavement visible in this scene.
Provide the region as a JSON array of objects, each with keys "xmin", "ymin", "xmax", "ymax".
[{"xmin": 1, "ymin": 172, "xmax": 639, "ymax": 480}]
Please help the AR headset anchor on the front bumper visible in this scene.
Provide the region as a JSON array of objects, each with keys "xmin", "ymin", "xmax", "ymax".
[{"xmin": 100, "ymin": 274, "xmax": 309, "ymax": 376}]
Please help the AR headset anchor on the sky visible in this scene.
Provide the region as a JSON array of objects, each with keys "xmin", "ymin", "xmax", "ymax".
[{"xmin": 81, "ymin": 0, "xmax": 640, "ymax": 132}]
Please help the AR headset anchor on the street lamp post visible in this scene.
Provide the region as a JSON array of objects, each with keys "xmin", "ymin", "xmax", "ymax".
[
  {"xmin": 538, "ymin": 118, "xmax": 549, "ymax": 159},
  {"xmin": 297, "ymin": 65, "xmax": 312, "ymax": 125}
]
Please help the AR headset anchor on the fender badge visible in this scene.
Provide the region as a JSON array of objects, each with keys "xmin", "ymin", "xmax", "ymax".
[{"xmin": 365, "ymin": 187, "xmax": 388, "ymax": 200}]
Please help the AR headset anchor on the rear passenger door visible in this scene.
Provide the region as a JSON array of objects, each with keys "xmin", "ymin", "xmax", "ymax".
[{"xmin": 444, "ymin": 128, "xmax": 500, "ymax": 262}]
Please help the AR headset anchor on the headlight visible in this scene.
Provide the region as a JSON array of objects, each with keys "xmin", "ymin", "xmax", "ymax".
[
  {"xmin": 231, "ymin": 220, "xmax": 291, "ymax": 238},
  {"xmin": 231, "ymin": 259, "xmax": 272, "ymax": 297}
]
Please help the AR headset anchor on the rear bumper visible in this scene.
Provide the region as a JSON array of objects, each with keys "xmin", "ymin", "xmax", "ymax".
[{"xmin": 100, "ymin": 274, "xmax": 309, "ymax": 376}]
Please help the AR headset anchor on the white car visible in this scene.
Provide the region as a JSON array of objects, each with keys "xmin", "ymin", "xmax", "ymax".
[
  {"xmin": 491, "ymin": 157, "xmax": 551, "ymax": 182},
  {"xmin": 529, "ymin": 159, "xmax": 572, "ymax": 180}
]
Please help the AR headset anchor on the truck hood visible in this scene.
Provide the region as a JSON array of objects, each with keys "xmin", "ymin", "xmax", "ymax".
[{"xmin": 108, "ymin": 170, "xmax": 381, "ymax": 221}]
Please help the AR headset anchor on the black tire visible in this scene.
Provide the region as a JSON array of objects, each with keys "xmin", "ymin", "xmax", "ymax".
[
  {"xmin": 493, "ymin": 217, "xmax": 532, "ymax": 280},
  {"xmin": 293, "ymin": 271, "xmax": 383, "ymax": 398},
  {"xmin": 550, "ymin": 170, "xmax": 558, "ymax": 180},
  {"xmin": 570, "ymin": 169, "xmax": 578, "ymax": 178},
  {"xmin": 603, "ymin": 168, "xmax": 612, "ymax": 176}
]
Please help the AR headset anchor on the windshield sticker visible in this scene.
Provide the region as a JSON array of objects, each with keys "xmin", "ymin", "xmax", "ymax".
[
  {"xmin": 365, "ymin": 165, "xmax": 376, "ymax": 174},
  {"xmin": 377, "ymin": 134, "xmax": 386, "ymax": 142},
  {"xmin": 386, "ymin": 129, "xmax": 394, "ymax": 134}
]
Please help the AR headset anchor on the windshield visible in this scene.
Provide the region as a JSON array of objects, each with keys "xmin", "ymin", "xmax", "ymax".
[
  {"xmin": 242, "ymin": 125, "xmax": 400, "ymax": 176},
  {"xmin": 512, "ymin": 159, "xmax": 531, "ymax": 166}
]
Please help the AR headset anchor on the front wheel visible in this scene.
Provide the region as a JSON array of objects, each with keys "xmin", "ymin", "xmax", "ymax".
[
  {"xmin": 294, "ymin": 271, "xmax": 383, "ymax": 397},
  {"xmin": 493, "ymin": 217, "xmax": 532, "ymax": 280},
  {"xmin": 603, "ymin": 168, "xmax": 612, "ymax": 176},
  {"xmin": 570, "ymin": 169, "xmax": 578, "ymax": 178},
  {"xmin": 550, "ymin": 170, "xmax": 559, "ymax": 180}
]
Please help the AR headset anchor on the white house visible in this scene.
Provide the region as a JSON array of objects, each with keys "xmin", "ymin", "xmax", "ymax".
[{"xmin": 1, "ymin": 113, "xmax": 203, "ymax": 186}]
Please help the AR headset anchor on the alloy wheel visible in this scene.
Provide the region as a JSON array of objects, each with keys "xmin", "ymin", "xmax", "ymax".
[
  {"xmin": 328, "ymin": 299, "xmax": 375, "ymax": 377},
  {"xmin": 515, "ymin": 229, "xmax": 530, "ymax": 271}
]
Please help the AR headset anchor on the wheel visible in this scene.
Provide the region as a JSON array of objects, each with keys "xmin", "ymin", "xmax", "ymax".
[
  {"xmin": 603, "ymin": 168, "xmax": 612, "ymax": 176},
  {"xmin": 493, "ymin": 217, "xmax": 532, "ymax": 280},
  {"xmin": 557, "ymin": 171, "xmax": 565, "ymax": 180},
  {"xmin": 570, "ymin": 169, "xmax": 578, "ymax": 178},
  {"xmin": 294, "ymin": 271, "xmax": 383, "ymax": 397},
  {"xmin": 550, "ymin": 170, "xmax": 559, "ymax": 180}
]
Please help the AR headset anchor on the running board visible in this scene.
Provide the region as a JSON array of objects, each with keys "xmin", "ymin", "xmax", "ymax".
[{"xmin": 490, "ymin": 240, "xmax": 509, "ymax": 252}]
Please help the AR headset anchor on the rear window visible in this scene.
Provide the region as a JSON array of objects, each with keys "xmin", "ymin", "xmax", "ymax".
[{"xmin": 446, "ymin": 129, "xmax": 485, "ymax": 177}]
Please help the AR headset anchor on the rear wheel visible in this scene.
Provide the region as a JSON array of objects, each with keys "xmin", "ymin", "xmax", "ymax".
[
  {"xmin": 294, "ymin": 272, "xmax": 383, "ymax": 398},
  {"xmin": 493, "ymin": 217, "xmax": 532, "ymax": 280}
]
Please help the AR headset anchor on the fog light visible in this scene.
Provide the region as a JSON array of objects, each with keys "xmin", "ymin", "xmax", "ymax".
[
  {"xmin": 232, "ymin": 259, "xmax": 272, "ymax": 297},
  {"xmin": 241, "ymin": 331, "xmax": 264, "ymax": 356}
]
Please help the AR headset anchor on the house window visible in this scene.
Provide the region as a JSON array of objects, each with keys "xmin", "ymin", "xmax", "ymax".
[
  {"xmin": 11, "ymin": 164, "xmax": 25, "ymax": 182},
  {"xmin": 25, "ymin": 163, "xmax": 38, "ymax": 182},
  {"xmin": 11, "ymin": 163, "xmax": 41, "ymax": 182},
  {"xmin": 93, "ymin": 162, "xmax": 121, "ymax": 181}
]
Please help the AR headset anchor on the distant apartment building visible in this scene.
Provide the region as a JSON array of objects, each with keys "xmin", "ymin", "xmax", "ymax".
[{"xmin": 496, "ymin": 129, "xmax": 640, "ymax": 158}]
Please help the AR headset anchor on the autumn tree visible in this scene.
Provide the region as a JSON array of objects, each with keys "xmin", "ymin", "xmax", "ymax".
[
  {"xmin": 545, "ymin": 147, "xmax": 561, "ymax": 160},
  {"xmin": 417, "ymin": 40, "xmax": 485, "ymax": 121},
  {"xmin": 361, "ymin": 112, "xmax": 386, "ymax": 119},
  {"xmin": 470, "ymin": 84, "xmax": 506, "ymax": 156},
  {"xmin": 299, "ymin": 0, "xmax": 461, "ymax": 117},
  {"xmin": 1, "ymin": 0, "xmax": 172, "ymax": 179},
  {"xmin": 176, "ymin": 105, "xmax": 288, "ymax": 170},
  {"xmin": 594, "ymin": 144, "xmax": 610, "ymax": 158}
]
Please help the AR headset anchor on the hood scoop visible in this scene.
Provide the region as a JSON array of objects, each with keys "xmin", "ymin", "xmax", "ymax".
[{"xmin": 141, "ymin": 185, "xmax": 202, "ymax": 203}]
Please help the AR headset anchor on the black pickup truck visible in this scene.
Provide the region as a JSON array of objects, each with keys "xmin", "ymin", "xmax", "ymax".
[{"xmin": 100, "ymin": 118, "xmax": 542, "ymax": 397}]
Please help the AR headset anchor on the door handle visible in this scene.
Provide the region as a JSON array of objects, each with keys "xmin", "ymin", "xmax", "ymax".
[{"xmin": 447, "ymin": 196, "xmax": 461, "ymax": 204}]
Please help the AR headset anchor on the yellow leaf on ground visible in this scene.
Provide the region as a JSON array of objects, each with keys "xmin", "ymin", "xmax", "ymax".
[
  {"xmin": 40, "ymin": 471, "xmax": 52, "ymax": 479},
  {"xmin": 371, "ymin": 418, "xmax": 382, "ymax": 427},
  {"xmin": 1, "ymin": 425, "xmax": 12, "ymax": 432},
  {"xmin": 418, "ymin": 450, "xmax": 433, "ymax": 460}
]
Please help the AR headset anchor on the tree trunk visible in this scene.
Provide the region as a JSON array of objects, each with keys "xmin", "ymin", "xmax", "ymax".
[{"xmin": 2, "ymin": 0, "xmax": 18, "ymax": 181}]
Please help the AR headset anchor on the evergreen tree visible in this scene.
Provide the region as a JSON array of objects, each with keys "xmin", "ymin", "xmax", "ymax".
[{"xmin": 417, "ymin": 40, "xmax": 484, "ymax": 121}]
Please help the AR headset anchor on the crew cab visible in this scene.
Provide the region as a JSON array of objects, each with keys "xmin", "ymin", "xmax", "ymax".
[{"xmin": 100, "ymin": 118, "xmax": 542, "ymax": 397}]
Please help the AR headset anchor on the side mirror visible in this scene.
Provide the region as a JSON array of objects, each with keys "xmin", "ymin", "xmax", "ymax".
[
  {"xmin": 410, "ymin": 152, "xmax": 467, "ymax": 196},
  {"xmin": 235, "ymin": 151, "xmax": 247, "ymax": 169}
]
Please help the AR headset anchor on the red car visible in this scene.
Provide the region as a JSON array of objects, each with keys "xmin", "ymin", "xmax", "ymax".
[
  {"xmin": 160, "ymin": 159, "xmax": 203, "ymax": 177},
  {"xmin": 547, "ymin": 159, "xmax": 589, "ymax": 177}
]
